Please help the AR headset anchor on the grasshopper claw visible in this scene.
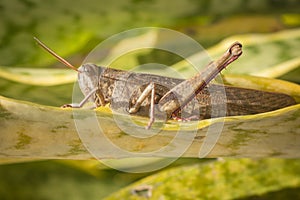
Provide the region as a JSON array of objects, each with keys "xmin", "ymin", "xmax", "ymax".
[{"xmin": 61, "ymin": 103, "xmax": 81, "ymax": 108}]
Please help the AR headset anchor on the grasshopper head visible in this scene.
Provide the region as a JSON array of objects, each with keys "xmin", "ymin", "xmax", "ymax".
[{"xmin": 77, "ymin": 63, "xmax": 102, "ymax": 97}]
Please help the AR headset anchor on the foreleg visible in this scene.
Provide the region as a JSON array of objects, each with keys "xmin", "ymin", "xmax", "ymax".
[{"xmin": 62, "ymin": 88, "xmax": 99, "ymax": 108}]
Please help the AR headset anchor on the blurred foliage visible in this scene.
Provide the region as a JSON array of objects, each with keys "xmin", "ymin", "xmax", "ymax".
[
  {"xmin": 1, "ymin": 28, "xmax": 300, "ymax": 106},
  {"xmin": 0, "ymin": 0, "xmax": 299, "ymax": 67},
  {"xmin": 0, "ymin": 0, "xmax": 300, "ymax": 199},
  {"xmin": 0, "ymin": 160, "xmax": 150, "ymax": 200}
]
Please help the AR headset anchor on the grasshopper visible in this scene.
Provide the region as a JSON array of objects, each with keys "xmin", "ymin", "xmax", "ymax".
[{"xmin": 34, "ymin": 37, "xmax": 296, "ymax": 129}]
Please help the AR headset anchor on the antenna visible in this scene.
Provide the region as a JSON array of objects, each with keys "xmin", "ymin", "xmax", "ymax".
[{"xmin": 34, "ymin": 37, "xmax": 79, "ymax": 72}]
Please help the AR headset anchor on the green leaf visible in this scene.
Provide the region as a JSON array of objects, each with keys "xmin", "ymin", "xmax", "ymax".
[
  {"xmin": 104, "ymin": 159, "xmax": 300, "ymax": 200},
  {"xmin": 0, "ymin": 75, "xmax": 299, "ymax": 159}
]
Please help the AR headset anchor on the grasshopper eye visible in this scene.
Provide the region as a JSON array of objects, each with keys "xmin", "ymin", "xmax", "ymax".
[{"xmin": 82, "ymin": 66, "xmax": 92, "ymax": 73}]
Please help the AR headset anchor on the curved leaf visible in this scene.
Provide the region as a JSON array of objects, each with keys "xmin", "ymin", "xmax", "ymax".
[
  {"xmin": 0, "ymin": 66, "xmax": 76, "ymax": 86},
  {"xmin": 0, "ymin": 75, "xmax": 299, "ymax": 159},
  {"xmin": 173, "ymin": 28, "xmax": 300, "ymax": 78},
  {"xmin": 104, "ymin": 159, "xmax": 300, "ymax": 200}
]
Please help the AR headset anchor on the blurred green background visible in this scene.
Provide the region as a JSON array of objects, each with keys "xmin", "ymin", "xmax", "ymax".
[{"xmin": 0, "ymin": 0, "xmax": 300, "ymax": 199}]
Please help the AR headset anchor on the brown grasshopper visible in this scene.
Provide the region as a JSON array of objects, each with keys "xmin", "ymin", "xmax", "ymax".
[{"xmin": 34, "ymin": 37, "xmax": 296, "ymax": 129}]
